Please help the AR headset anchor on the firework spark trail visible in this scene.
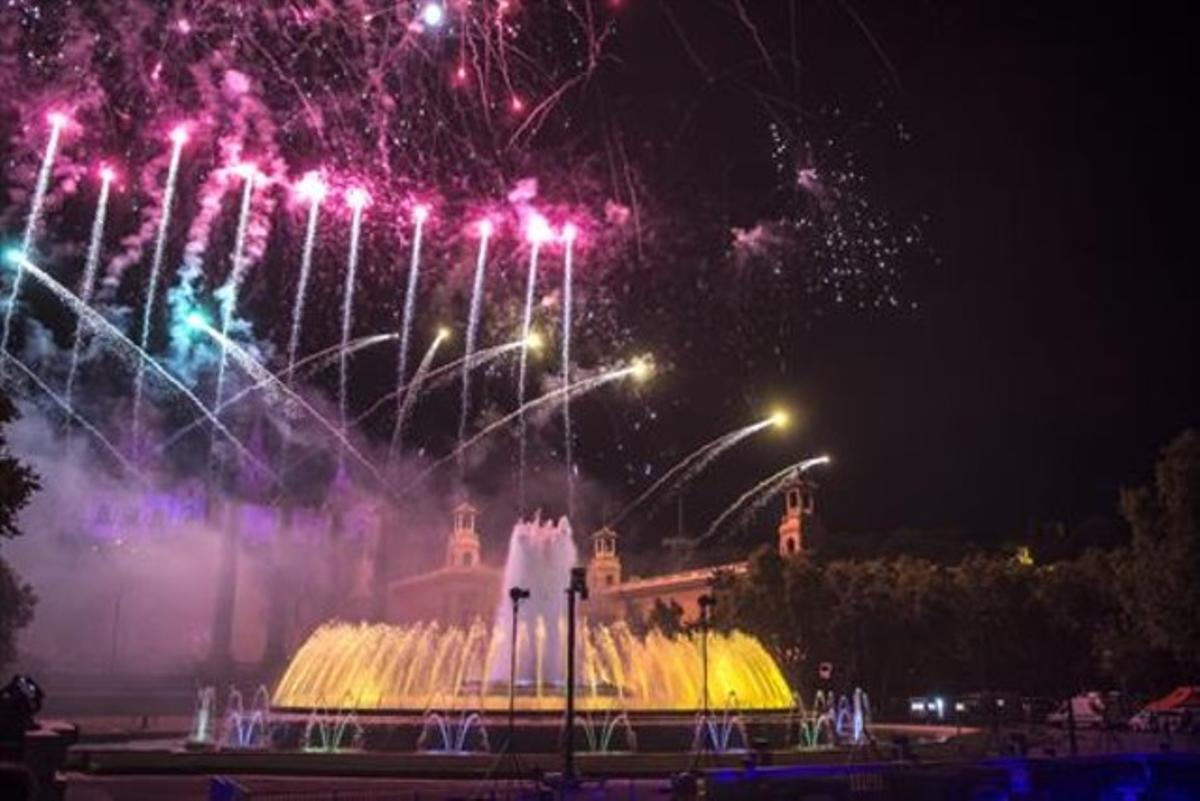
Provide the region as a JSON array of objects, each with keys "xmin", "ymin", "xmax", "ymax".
[
  {"xmin": 354, "ymin": 339, "xmax": 524, "ymax": 428},
  {"xmin": 390, "ymin": 329, "xmax": 448, "ymax": 459},
  {"xmin": 458, "ymin": 223, "xmax": 492, "ymax": 470},
  {"xmin": 9, "ymin": 253, "xmax": 275, "ymax": 481},
  {"xmin": 612, "ymin": 417, "xmax": 777, "ymax": 527},
  {"xmin": 131, "ymin": 131, "xmax": 186, "ymax": 446},
  {"xmin": 402, "ymin": 362, "xmax": 643, "ymax": 497},
  {"xmin": 561, "ymin": 229, "xmax": 576, "ymax": 515},
  {"xmin": 64, "ymin": 170, "xmax": 115, "ymax": 407},
  {"xmin": 287, "ymin": 186, "xmax": 324, "ymax": 379},
  {"xmin": 3, "ymin": 352, "xmax": 145, "ymax": 484},
  {"xmin": 697, "ymin": 455, "xmax": 831, "ymax": 544},
  {"xmin": 516, "ymin": 239, "xmax": 543, "ymax": 512},
  {"xmin": 1, "ymin": 115, "xmax": 66, "ymax": 364},
  {"xmin": 157, "ymin": 333, "xmax": 401, "ymax": 456},
  {"xmin": 188, "ymin": 315, "xmax": 389, "ymax": 490},
  {"xmin": 213, "ymin": 170, "xmax": 258, "ymax": 412},
  {"xmin": 338, "ymin": 198, "xmax": 367, "ymax": 435},
  {"xmin": 394, "ymin": 208, "xmax": 428, "ymax": 439}
]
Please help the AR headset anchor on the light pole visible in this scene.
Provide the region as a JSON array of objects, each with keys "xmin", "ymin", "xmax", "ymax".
[
  {"xmin": 564, "ymin": 566, "xmax": 588, "ymax": 784},
  {"xmin": 507, "ymin": 586, "xmax": 530, "ymax": 751},
  {"xmin": 698, "ymin": 594, "xmax": 717, "ymax": 729}
]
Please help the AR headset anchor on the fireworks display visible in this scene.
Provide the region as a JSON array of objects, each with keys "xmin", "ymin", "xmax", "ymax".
[{"xmin": 0, "ymin": 0, "xmax": 926, "ymax": 542}]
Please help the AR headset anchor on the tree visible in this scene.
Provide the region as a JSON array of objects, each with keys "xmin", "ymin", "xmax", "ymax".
[
  {"xmin": 0, "ymin": 393, "xmax": 39, "ymax": 669},
  {"xmin": 646, "ymin": 599, "xmax": 686, "ymax": 638},
  {"xmin": 1120, "ymin": 429, "xmax": 1200, "ymax": 675}
]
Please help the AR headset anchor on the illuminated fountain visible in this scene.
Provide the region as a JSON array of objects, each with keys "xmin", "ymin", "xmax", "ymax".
[
  {"xmin": 219, "ymin": 686, "xmax": 273, "ymax": 750},
  {"xmin": 274, "ymin": 517, "xmax": 792, "ymax": 713}
]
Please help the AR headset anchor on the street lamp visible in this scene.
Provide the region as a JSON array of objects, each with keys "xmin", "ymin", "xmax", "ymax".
[
  {"xmin": 507, "ymin": 586, "xmax": 530, "ymax": 751},
  {"xmin": 698, "ymin": 594, "xmax": 718, "ymax": 731},
  {"xmin": 563, "ymin": 567, "xmax": 588, "ymax": 784}
]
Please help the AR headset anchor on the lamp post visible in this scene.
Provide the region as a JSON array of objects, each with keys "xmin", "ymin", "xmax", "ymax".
[
  {"xmin": 507, "ymin": 586, "xmax": 530, "ymax": 751},
  {"xmin": 564, "ymin": 566, "xmax": 588, "ymax": 784},
  {"xmin": 698, "ymin": 594, "xmax": 717, "ymax": 730}
]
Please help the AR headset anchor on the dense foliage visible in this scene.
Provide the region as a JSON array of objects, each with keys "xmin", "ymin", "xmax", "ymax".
[
  {"xmin": 711, "ymin": 430, "xmax": 1200, "ymax": 702},
  {"xmin": 0, "ymin": 392, "xmax": 38, "ymax": 669}
]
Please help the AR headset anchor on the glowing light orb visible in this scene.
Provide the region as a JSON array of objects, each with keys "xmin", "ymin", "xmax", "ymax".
[
  {"xmin": 770, "ymin": 409, "xmax": 790, "ymax": 429},
  {"xmin": 802, "ymin": 454, "xmax": 832, "ymax": 471},
  {"xmin": 561, "ymin": 222, "xmax": 579, "ymax": 243},
  {"xmin": 3, "ymin": 248, "xmax": 23, "ymax": 266},
  {"xmin": 510, "ymin": 96, "xmax": 525, "ymax": 113},
  {"xmin": 185, "ymin": 311, "xmax": 208, "ymax": 330},
  {"xmin": 630, "ymin": 355, "xmax": 654, "ymax": 383},
  {"xmin": 46, "ymin": 111, "xmax": 70, "ymax": 129},
  {"xmin": 477, "ymin": 218, "xmax": 494, "ymax": 238},
  {"xmin": 420, "ymin": 2, "xmax": 445, "ymax": 27},
  {"xmin": 346, "ymin": 187, "xmax": 370, "ymax": 210},
  {"xmin": 412, "ymin": 203, "xmax": 431, "ymax": 224},
  {"xmin": 98, "ymin": 164, "xmax": 117, "ymax": 183},
  {"xmin": 169, "ymin": 125, "xmax": 190, "ymax": 145},
  {"xmin": 524, "ymin": 330, "xmax": 544, "ymax": 352},
  {"xmin": 436, "ymin": 325, "xmax": 452, "ymax": 341},
  {"xmin": 231, "ymin": 161, "xmax": 259, "ymax": 182},
  {"xmin": 294, "ymin": 171, "xmax": 328, "ymax": 203},
  {"xmin": 525, "ymin": 213, "xmax": 552, "ymax": 245}
]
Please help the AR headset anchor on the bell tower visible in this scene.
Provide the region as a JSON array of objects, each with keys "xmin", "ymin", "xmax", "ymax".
[
  {"xmin": 587, "ymin": 526, "xmax": 622, "ymax": 590},
  {"xmin": 778, "ymin": 474, "xmax": 816, "ymax": 557},
  {"xmin": 446, "ymin": 502, "xmax": 481, "ymax": 569}
]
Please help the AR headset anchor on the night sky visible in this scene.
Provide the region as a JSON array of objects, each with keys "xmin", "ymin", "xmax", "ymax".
[
  {"xmin": 0, "ymin": 2, "xmax": 1192, "ymax": 553},
  {"xmin": 583, "ymin": 1, "xmax": 1195, "ymax": 546}
]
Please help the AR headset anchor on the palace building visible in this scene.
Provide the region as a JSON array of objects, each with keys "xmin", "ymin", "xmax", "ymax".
[{"xmin": 384, "ymin": 472, "xmax": 819, "ymax": 627}]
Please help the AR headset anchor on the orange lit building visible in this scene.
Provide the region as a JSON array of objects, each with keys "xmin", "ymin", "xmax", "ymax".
[{"xmin": 383, "ymin": 473, "xmax": 818, "ymax": 626}]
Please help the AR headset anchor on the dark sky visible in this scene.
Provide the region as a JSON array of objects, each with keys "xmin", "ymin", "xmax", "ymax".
[
  {"xmin": 581, "ymin": 1, "xmax": 1195, "ymax": 545},
  {"xmin": 1, "ymin": 2, "xmax": 1191, "ymax": 551}
]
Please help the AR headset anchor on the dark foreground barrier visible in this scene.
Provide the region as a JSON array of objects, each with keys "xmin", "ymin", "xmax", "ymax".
[{"xmin": 701, "ymin": 753, "xmax": 1200, "ymax": 801}]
